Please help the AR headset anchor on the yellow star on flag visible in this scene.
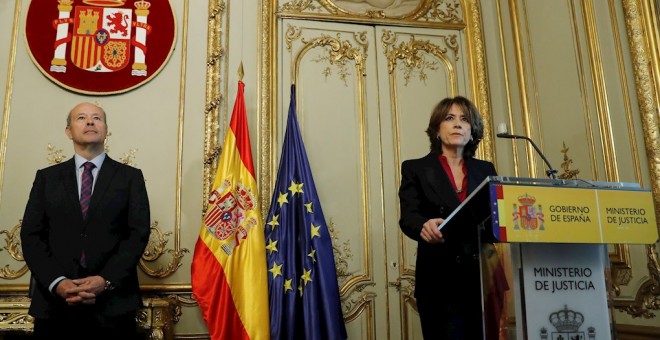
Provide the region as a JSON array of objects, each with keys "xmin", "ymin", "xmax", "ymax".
[
  {"xmin": 269, "ymin": 261, "xmax": 283, "ymax": 279},
  {"xmin": 310, "ymin": 223, "xmax": 321, "ymax": 239},
  {"xmin": 301, "ymin": 268, "xmax": 312, "ymax": 286},
  {"xmin": 308, "ymin": 248, "xmax": 316, "ymax": 263},
  {"xmin": 288, "ymin": 181, "xmax": 304, "ymax": 195},
  {"xmin": 277, "ymin": 192, "xmax": 288, "ymax": 207},
  {"xmin": 304, "ymin": 202, "xmax": 313, "ymax": 213},
  {"xmin": 298, "ymin": 283, "xmax": 303, "ymax": 296},
  {"xmin": 267, "ymin": 214, "xmax": 280, "ymax": 229},
  {"xmin": 284, "ymin": 279, "xmax": 293, "ymax": 293},
  {"xmin": 266, "ymin": 239, "xmax": 278, "ymax": 254}
]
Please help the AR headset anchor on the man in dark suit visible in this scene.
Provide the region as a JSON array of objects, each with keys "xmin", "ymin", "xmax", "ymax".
[{"xmin": 20, "ymin": 102, "xmax": 151, "ymax": 339}]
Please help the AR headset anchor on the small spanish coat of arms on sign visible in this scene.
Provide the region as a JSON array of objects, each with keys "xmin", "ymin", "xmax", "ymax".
[{"xmin": 25, "ymin": 0, "xmax": 176, "ymax": 95}]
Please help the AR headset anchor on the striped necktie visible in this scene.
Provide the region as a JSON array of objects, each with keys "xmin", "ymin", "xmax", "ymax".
[{"xmin": 80, "ymin": 162, "xmax": 95, "ymax": 219}]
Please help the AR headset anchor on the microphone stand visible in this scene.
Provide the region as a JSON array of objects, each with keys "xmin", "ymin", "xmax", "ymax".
[{"xmin": 497, "ymin": 133, "xmax": 558, "ymax": 179}]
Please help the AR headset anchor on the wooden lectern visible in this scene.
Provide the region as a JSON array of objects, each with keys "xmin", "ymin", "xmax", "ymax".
[{"xmin": 439, "ymin": 176, "xmax": 658, "ymax": 340}]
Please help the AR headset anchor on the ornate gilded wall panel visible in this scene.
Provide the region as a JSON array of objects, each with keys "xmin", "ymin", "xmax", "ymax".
[
  {"xmin": 267, "ymin": 0, "xmax": 490, "ymax": 338},
  {"xmin": 278, "ymin": 0, "xmax": 464, "ymax": 24},
  {"xmin": 376, "ymin": 26, "xmax": 472, "ymax": 337},
  {"xmin": 615, "ymin": 0, "xmax": 660, "ymax": 324},
  {"xmin": 481, "ymin": 0, "xmax": 660, "ymax": 331},
  {"xmin": 279, "ymin": 20, "xmax": 383, "ymax": 338},
  {"xmin": 274, "ymin": 14, "xmax": 478, "ymax": 338},
  {"xmin": 0, "ymin": 0, "xmax": 216, "ymax": 337}
]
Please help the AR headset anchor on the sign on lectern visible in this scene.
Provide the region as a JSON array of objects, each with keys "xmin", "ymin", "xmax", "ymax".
[{"xmin": 439, "ymin": 176, "xmax": 658, "ymax": 340}]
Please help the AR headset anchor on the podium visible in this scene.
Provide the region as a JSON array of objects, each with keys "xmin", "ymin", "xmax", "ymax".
[{"xmin": 439, "ymin": 176, "xmax": 658, "ymax": 340}]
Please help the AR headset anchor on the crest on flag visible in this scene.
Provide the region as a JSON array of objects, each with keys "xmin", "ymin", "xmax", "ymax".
[
  {"xmin": 25, "ymin": 0, "xmax": 176, "ymax": 95},
  {"xmin": 191, "ymin": 81, "xmax": 270, "ymax": 340},
  {"xmin": 203, "ymin": 180, "xmax": 259, "ymax": 255}
]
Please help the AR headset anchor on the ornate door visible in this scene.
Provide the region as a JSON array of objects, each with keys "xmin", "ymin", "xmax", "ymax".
[{"xmin": 278, "ymin": 18, "xmax": 474, "ymax": 340}]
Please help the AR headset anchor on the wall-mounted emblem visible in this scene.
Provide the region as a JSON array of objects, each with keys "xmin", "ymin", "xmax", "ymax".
[
  {"xmin": 25, "ymin": 0, "xmax": 176, "ymax": 95},
  {"xmin": 513, "ymin": 193, "xmax": 545, "ymax": 231}
]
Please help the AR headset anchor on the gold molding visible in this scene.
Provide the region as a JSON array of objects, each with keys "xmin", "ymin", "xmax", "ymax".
[
  {"xmin": 464, "ymin": 0, "xmax": 494, "ymax": 162},
  {"xmin": 279, "ymin": 0, "xmax": 464, "ymax": 23},
  {"xmin": 260, "ymin": 0, "xmax": 275, "ymax": 219},
  {"xmin": 203, "ymin": 0, "xmax": 226, "ymax": 210},
  {"xmin": 0, "ymin": 0, "xmax": 22, "ymax": 210},
  {"xmin": 381, "ymin": 31, "xmax": 457, "ymax": 89},
  {"xmin": 328, "ymin": 219, "xmax": 354, "ymax": 282},
  {"xmin": 495, "ymin": 0, "xmax": 519, "ymax": 176},
  {"xmin": 582, "ymin": 0, "xmax": 619, "ymax": 181},
  {"xmin": 0, "ymin": 222, "xmax": 27, "ymax": 280},
  {"xmin": 287, "ymin": 29, "xmax": 379, "ymax": 323},
  {"xmin": 138, "ymin": 221, "xmax": 189, "ymax": 278},
  {"xmin": 1, "ymin": 220, "xmax": 186, "ymax": 280},
  {"xmin": 619, "ymin": 0, "xmax": 660, "ymax": 318},
  {"xmin": 293, "ymin": 33, "xmax": 368, "ymax": 83},
  {"xmin": 611, "ymin": 244, "xmax": 633, "ymax": 295},
  {"xmin": 568, "ymin": 0, "xmax": 600, "ymax": 180},
  {"xmin": 341, "ymin": 291, "xmax": 376, "ymax": 326},
  {"xmin": 607, "ymin": 0, "xmax": 644, "ymax": 186},
  {"xmin": 616, "ymin": 323, "xmax": 660, "ymax": 338},
  {"xmin": 265, "ymin": 1, "xmax": 493, "ymax": 336},
  {"xmin": 508, "ymin": 0, "xmax": 537, "ymax": 176},
  {"xmin": 614, "ymin": 245, "xmax": 660, "ymax": 318}
]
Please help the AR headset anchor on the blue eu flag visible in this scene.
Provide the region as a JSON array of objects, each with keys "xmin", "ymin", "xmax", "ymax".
[{"xmin": 265, "ymin": 85, "xmax": 348, "ymax": 340}]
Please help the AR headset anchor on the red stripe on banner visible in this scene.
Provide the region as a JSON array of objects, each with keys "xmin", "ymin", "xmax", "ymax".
[
  {"xmin": 53, "ymin": 33, "xmax": 72, "ymax": 49},
  {"xmin": 131, "ymin": 37, "xmax": 147, "ymax": 54},
  {"xmin": 499, "ymin": 226, "xmax": 507, "ymax": 242},
  {"xmin": 496, "ymin": 184, "xmax": 503, "ymax": 199},
  {"xmin": 484, "ymin": 259, "xmax": 509, "ymax": 340},
  {"xmin": 230, "ymin": 81, "xmax": 255, "ymax": 177},
  {"xmin": 191, "ymin": 239, "xmax": 250, "ymax": 340}
]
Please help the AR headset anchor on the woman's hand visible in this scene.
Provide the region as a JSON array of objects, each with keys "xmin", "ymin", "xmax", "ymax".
[{"xmin": 420, "ymin": 218, "xmax": 445, "ymax": 244}]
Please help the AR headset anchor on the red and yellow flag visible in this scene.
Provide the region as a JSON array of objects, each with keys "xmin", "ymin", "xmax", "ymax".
[{"xmin": 192, "ymin": 81, "xmax": 269, "ymax": 340}]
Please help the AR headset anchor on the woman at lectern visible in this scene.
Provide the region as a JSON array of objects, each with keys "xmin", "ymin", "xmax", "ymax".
[{"xmin": 398, "ymin": 96, "xmax": 502, "ymax": 339}]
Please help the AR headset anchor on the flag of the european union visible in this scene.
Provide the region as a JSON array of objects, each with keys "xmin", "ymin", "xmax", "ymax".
[{"xmin": 265, "ymin": 84, "xmax": 348, "ymax": 340}]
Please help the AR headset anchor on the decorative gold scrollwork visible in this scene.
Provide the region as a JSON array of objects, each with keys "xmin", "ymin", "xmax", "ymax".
[
  {"xmin": 0, "ymin": 222, "xmax": 28, "ymax": 280},
  {"xmin": 327, "ymin": 219, "xmax": 353, "ymax": 284},
  {"xmin": 558, "ymin": 142, "xmax": 580, "ymax": 180},
  {"xmin": 0, "ymin": 311, "xmax": 33, "ymax": 329},
  {"xmin": 47, "ymin": 143, "xmax": 66, "ymax": 164},
  {"xmin": 342, "ymin": 290, "xmax": 376, "ymax": 322},
  {"xmin": 209, "ymin": 1, "xmax": 225, "ymax": 20},
  {"xmin": 119, "ymin": 148, "xmax": 138, "ymax": 167},
  {"xmin": 423, "ymin": 0, "xmax": 462, "ymax": 23},
  {"xmin": 615, "ymin": 245, "xmax": 660, "ymax": 318},
  {"xmin": 280, "ymin": 0, "xmax": 464, "ymax": 23},
  {"xmin": 139, "ymin": 221, "xmax": 189, "ymax": 278},
  {"xmin": 204, "ymin": 0, "xmax": 226, "ymax": 210},
  {"xmin": 301, "ymin": 33, "xmax": 368, "ymax": 79},
  {"xmin": 382, "ymin": 32, "xmax": 457, "ymax": 86},
  {"xmin": 397, "ymin": 271, "xmax": 416, "ymax": 301},
  {"xmin": 280, "ymin": 0, "xmax": 319, "ymax": 13},
  {"xmin": 285, "ymin": 25, "xmax": 302, "ymax": 52}
]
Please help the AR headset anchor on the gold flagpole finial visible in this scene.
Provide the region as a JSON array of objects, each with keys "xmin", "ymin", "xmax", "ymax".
[{"xmin": 238, "ymin": 62, "xmax": 244, "ymax": 81}]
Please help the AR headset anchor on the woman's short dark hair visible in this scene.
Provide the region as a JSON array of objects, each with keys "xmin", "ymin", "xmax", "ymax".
[{"xmin": 425, "ymin": 96, "xmax": 484, "ymax": 158}]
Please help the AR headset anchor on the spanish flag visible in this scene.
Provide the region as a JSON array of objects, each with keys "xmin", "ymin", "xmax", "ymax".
[{"xmin": 192, "ymin": 81, "xmax": 270, "ymax": 340}]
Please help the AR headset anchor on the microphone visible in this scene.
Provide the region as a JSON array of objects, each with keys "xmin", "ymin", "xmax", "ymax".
[{"xmin": 496, "ymin": 123, "xmax": 558, "ymax": 179}]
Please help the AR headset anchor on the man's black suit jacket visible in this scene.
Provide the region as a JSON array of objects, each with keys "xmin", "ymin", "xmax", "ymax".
[
  {"xmin": 21, "ymin": 156, "xmax": 150, "ymax": 318},
  {"xmin": 398, "ymin": 151, "xmax": 496, "ymax": 300}
]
